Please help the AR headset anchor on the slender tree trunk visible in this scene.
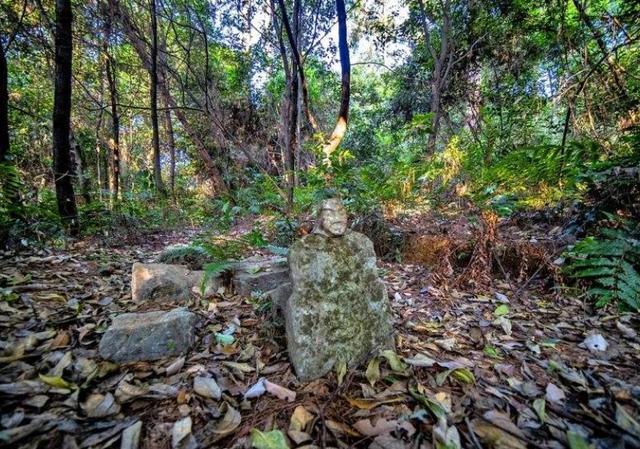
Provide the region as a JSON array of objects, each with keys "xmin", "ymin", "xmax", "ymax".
[
  {"xmin": 276, "ymin": 0, "xmax": 318, "ymax": 133},
  {"xmin": 70, "ymin": 130, "xmax": 91, "ymax": 204},
  {"xmin": 103, "ymin": 4, "xmax": 120, "ymax": 200},
  {"xmin": 113, "ymin": 0, "xmax": 227, "ymax": 194},
  {"xmin": 571, "ymin": 0, "xmax": 627, "ymax": 101},
  {"xmin": 150, "ymin": 0, "xmax": 164, "ymax": 196},
  {"xmin": 0, "ymin": 45, "xmax": 8, "ymax": 164},
  {"xmin": 163, "ymin": 103, "xmax": 176, "ymax": 200},
  {"xmin": 53, "ymin": 0, "xmax": 79, "ymax": 235},
  {"xmin": 320, "ymin": 0, "xmax": 351, "ymax": 163}
]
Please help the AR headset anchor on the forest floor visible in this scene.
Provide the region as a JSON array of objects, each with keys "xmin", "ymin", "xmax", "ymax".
[{"xmin": 1, "ymin": 214, "xmax": 639, "ymax": 449}]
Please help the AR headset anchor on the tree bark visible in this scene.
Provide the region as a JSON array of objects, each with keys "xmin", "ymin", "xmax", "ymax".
[
  {"xmin": 163, "ymin": 102, "xmax": 176, "ymax": 200},
  {"xmin": 571, "ymin": 0, "xmax": 628, "ymax": 101},
  {"xmin": 320, "ymin": 0, "xmax": 351, "ymax": 163},
  {"xmin": 102, "ymin": 1, "xmax": 121, "ymax": 200},
  {"xmin": 70, "ymin": 130, "xmax": 91, "ymax": 204},
  {"xmin": 0, "ymin": 45, "xmax": 8, "ymax": 164},
  {"xmin": 53, "ymin": 0, "xmax": 79, "ymax": 235},
  {"xmin": 112, "ymin": 0, "xmax": 228, "ymax": 194},
  {"xmin": 150, "ymin": 0, "xmax": 164, "ymax": 196},
  {"xmin": 276, "ymin": 0, "xmax": 319, "ymax": 133},
  {"xmin": 417, "ymin": 0, "xmax": 451, "ymax": 154}
]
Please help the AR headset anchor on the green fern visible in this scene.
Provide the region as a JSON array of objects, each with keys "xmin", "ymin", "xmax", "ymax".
[
  {"xmin": 200, "ymin": 261, "xmax": 233, "ymax": 295},
  {"xmin": 566, "ymin": 227, "xmax": 640, "ymax": 311}
]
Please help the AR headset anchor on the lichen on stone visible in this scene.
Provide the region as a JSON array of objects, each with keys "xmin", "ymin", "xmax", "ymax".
[{"xmin": 285, "ymin": 230, "xmax": 394, "ymax": 381}]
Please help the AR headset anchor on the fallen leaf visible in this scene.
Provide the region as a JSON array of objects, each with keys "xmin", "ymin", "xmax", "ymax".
[
  {"xmin": 433, "ymin": 416, "xmax": 461, "ymax": 449},
  {"xmin": 290, "ymin": 406, "xmax": 314, "ymax": 432},
  {"xmin": 250, "ymin": 429, "xmax": 290, "ymax": 449},
  {"xmin": 404, "ymin": 353, "xmax": 437, "ymax": 367},
  {"xmin": 494, "ymin": 304, "xmax": 510, "ymax": 316},
  {"xmin": 381, "ymin": 350, "xmax": 408, "ymax": 372},
  {"xmin": 193, "ymin": 376, "xmax": 222, "ymax": 400},
  {"xmin": 121, "ymin": 421, "xmax": 142, "ymax": 449},
  {"xmin": 264, "ymin": 379, "xmax": 296, "ymax": 402},
  {"xmin": 345, "ymin": 396, "xmax": 405, "ymax": 410},
  {"xmin": 212, "ymin": 404, "xmax": 241, "ymax": 436},
  {"xmin": 580, "ymin": 334, "xmax": 608, "ymax": 352},
  {"xmin": 223, "ymin": 361, "xmax": 255, "ymax": 373},
  {"xmin": 166, "ymin": 357, "xmax": 185, "ymax": 376},
  {"xmin": 245, "ymin": 378, "xmax": 267, "ymax": 400},
  {"xmin": 336, "ymin": 360, "xmax": 347, "ymax": 385},
  {"xmin": 81, "ymin": 393, "xmax": 121, "ymax": 418},
  {"xmin": 172, "ymin": 416, "xmax": 197, "ymax": 449},
  {"xmin": 366, "ymin": 357, "xmax": 381, "ymax": 386},
  {"xmin": 434, "ymin": 338, "xmax": 456, "ymax": 351},
  {"xmin": 545, "ymin": 383, "xmax": 566, "ymax": 403},
  {"xmin": 325, "ymin": 420, "xmax": 360, "ymax": 437},
  {"xmin": 38, "ymin": 374, "xmax": 73, "ymax": 390}
]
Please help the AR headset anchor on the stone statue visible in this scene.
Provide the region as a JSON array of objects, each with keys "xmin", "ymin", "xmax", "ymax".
[
  {"xmin": 285, "ymin": 198, "xmax": 395, "ymax": 381},
  {"xmin": 313, "ymin": 198, "xmax": 348, "ymax": 237}
]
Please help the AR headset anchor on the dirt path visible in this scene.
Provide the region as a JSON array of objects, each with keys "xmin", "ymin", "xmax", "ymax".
[{"xmin": 1, "ymin": 228, "xmax": 639, "ymax": 449}]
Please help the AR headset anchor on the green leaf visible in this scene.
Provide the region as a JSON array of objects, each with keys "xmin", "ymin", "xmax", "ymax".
[
  {"xmin": 483, "ymin": 346, "xmax": 503, "ymax": 359},
  {"xmin": 533, "ymin": 398, "xmax": 546, "ymax": 422},
  {"xmin": 451, "ymin": 369, "xmax": 475, "ymax": 385},
  {"xmin": 567, "ymin": 431, "xmax": 594, "ymax": 449},
  {"xmin": 250, "ymin": 429, "xmax": 290, "ymax": 449},
  {"xmin": 381, "ymin": 350, "xmax": 408, "ymax": 373},
  {"xmin": 215, "ymin": 333, "xmax": 235, "ymax": 346},
  {"xmin": 335, "ymin": 360, "xmax": 347, "ymax": 386},
  {"xmin": 409, "ymin": 387, "xmax": 446, "ymax": 420},
  {"xmin": 39, "ymin": 374, "xmax": 73, "ymax": 389},
  {"xmin": 365, "ymin": 358, "xmax": 381, "ymax": 387},
  {"xmin": 494, "ymin": 304, "xmax": 510, "ymax": 316}
]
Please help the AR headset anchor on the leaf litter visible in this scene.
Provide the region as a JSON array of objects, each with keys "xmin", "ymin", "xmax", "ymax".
[{"xmin": 0, "ymin": 226, "xmax": 638, "ymax": 449}]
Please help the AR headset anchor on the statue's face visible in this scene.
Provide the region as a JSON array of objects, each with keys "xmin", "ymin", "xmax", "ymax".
[{"xmin": 319, "ymin": 199, "xmax": 348, "ymax": 237}]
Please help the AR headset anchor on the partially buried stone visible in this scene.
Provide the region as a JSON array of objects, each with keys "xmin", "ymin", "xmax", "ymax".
[
  {"xmin": 285, "ymin": 199, "xmax": 394, "ymax": 381},
  {"xmin": 99, "ymin": 308, "xmax": 198, "ymax": 363},
  {"xmin": 131, "ymin": 263, "xmax": 222, "ymax": 302},
  {"xmin": 231, "ymin": 256, "xmax": 289, "ymax": 297}
]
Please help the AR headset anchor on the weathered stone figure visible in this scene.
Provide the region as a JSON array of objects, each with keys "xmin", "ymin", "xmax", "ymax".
[{"xmin": 285, "ymin": 198, "xmax": 395, "ymax": 381}]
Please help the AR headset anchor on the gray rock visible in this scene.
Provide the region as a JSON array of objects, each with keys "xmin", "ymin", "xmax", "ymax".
[
  {"xmin": 266, "ymin": 282, "xmax": 292, "ymax": 312},
  {"xmin": 285, "ymin": 231, "xmax": 394, "ymax": 381},
  {"xmin": 231, "ymin": 256, "xmax": 290, "ymax": 296},
  {"xmin": 99, "ymin": 308, "xmax": 198, "ymax": 363},
  {"xmin": 131, "ymin": 263, "xmax": 222, "ymax": 302}
]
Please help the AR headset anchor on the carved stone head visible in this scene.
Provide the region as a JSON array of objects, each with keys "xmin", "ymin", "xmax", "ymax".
[{"xmin": 313, "ymin": 198, "xmax": 348, "ymax": 237}]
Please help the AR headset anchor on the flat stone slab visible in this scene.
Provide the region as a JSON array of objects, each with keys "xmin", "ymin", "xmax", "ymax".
[
  {"xmin": 231, "ymin": 256, "xmax": 290, "ymax": 297},
  {"xmin": 132, "ymin": 263, "xmax": 222, "ymax": 302},
  {"xmin": 99, "ymin": 308, "xmax": 198, "ymax": 363},
  {"xmin": 285, "ymin": 231, "xmax": 395, "ymax": 381}
]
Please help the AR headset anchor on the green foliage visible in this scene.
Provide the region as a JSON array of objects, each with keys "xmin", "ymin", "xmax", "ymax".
[
  {"xmin": 157, "ymin": 244, "xmax": 212, "ymax": 270},
  {"xmin": 201, "ymin": 260, "xmax": 233, "ymax": 295},
  {"xmin": 566, "ymin": 224, "xmax": 640, "ymax": 311}
]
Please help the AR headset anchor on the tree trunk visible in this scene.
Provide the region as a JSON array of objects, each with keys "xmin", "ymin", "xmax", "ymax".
[
  {"xmin": 53, "ymin": 0, "xmax": 79, "ymax": 235},
  {"xmin": 276, "ymin": 0, "xmax": 318, "ymax": 133},
  {"xmin": 103, "ymin": 3, "xmax": 120, "ymax": 200},
  {"xmin": 70, "ymin": 130, "xmax": 91, "ymax": 204},
  {"xmin": 163, "ymin": 103, "xmax": 176, "ymax": 200},
  {"xmin": 113, "ymin": 0, "xmax": 227, "ymax": 194},
  {"xmin": 320, "ymin": 0, "xmax": 351, "ymax": 163},
  {"xmin": 0, "ymin": 45, "xmax": 8, "ymax": 164},
  {"xmin": 150, "ymin": 0, "xmax": 164, "ymax": 196},
  {"xmin": 571, "ymin": 0, "xmax": 628, "ymax": 101}
]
